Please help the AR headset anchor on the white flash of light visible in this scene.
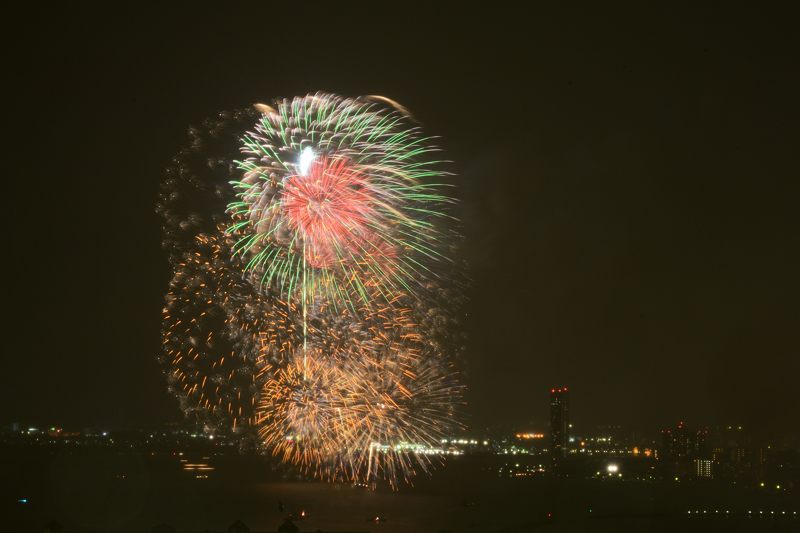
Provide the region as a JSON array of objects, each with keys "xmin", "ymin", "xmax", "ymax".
[{"xmin": 298, "ymin": 147, "xmax": 315, "ymax": 175}]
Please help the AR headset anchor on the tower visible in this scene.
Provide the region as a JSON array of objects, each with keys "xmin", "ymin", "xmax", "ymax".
[{"xmin": 550, "ymin": 386, "xmax": 570, "ymax": 458}]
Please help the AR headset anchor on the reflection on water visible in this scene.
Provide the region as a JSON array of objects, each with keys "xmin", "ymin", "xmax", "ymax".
[
  {"xmin": 178, "ymin": 453, "xmax": 215, "ymax": 479},
  {"xmin": 1, "ymin": 450, "xmax": 797, "ymax": 532}
]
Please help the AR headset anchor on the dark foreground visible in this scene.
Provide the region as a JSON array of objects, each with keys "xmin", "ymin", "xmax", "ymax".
[{"xmin": 1, "ymin": 449, "xmax": 797, "ymax": 532}]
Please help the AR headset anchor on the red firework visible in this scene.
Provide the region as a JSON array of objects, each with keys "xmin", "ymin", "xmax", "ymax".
[{"xmin": 282, "ymin": 156, "xmax": 392, "ymax": 269}]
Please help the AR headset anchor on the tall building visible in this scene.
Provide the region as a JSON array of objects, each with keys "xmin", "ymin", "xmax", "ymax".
[
  {"xmin": 663, "ymin": 421, "xmax": 691, "ymax": 458},
  {"xmin": 549, "ymin": 386, "xmax": 570, "ymax": 458},
  {"xmin": 694, "ymin": 458, "xmax": 713, "ymax": 478},
  {"xmin": 662, "ymin": 421, "xmax": 709, "ymax": 459}
]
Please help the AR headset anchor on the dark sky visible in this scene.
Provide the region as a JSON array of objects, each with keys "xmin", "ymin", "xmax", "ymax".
[{"xmin": 4, "ymin": 5, "xmax": 798, "ymax": 438}]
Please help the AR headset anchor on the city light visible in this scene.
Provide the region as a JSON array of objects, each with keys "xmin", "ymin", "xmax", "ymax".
[
  {"xmin": 515, "ymin": 433, "xmax": 544, "ymax": 440},
  {"xmin": 5, "ymin": 384, "xmax": 795, "ymax": 513}
]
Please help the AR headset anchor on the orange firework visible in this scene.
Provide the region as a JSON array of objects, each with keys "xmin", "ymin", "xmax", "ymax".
[
  {"xmin": 256, "ymin": 298, "xmax": 464, "ymax": 488},
  {"xmin": 160, "ymin": 229, "xmax": 298, "ymax": 432}
]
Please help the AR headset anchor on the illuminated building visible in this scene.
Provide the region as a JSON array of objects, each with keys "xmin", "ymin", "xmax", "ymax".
[
  {"xmin": 549, "ymin": 386, "xmax": 570, "ymax": 458},
  {"xmin": 662, "ymin": 421, "xmax": 708, "ymax": 458},
  {"xmin": 695, "ymin": 458, "xmax": 713, "ymax": 478},
  {"xmin": 515, "ymin": 432, "xmax": 545, "ymax": 440}
]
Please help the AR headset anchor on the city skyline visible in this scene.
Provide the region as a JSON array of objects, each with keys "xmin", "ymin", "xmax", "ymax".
[
  {"xmin": 4, "ymin": 383, "xmax": 794, "ymax": 450},
  {"xmin": 3, "ymin": 383, "xmax": 796, "ymax": 530}
]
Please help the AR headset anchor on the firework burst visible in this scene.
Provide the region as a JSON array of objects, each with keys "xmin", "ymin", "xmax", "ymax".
[
  {"xmin": 160, "ymin": 230, "xmax": 297, "ymax": 432},
  {"xmin": 158, "ymin": 94, "xmax": 466, "ymax": 488},
  {"xmin": 227, "ymin": 93, "xmax": 455, "ymax": 310},
  {"xmin": 257, "ymin": 351, "xmax": 355, "ymax": 480},
  {"xmin": 257, "ymin": 298, "xmax": 464, "ymax": 487}
]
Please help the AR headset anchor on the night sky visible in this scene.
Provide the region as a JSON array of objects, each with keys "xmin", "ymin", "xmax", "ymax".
[{"xmin": 4, "ymin": 5, "xmax": 798, "ymax": 438}]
